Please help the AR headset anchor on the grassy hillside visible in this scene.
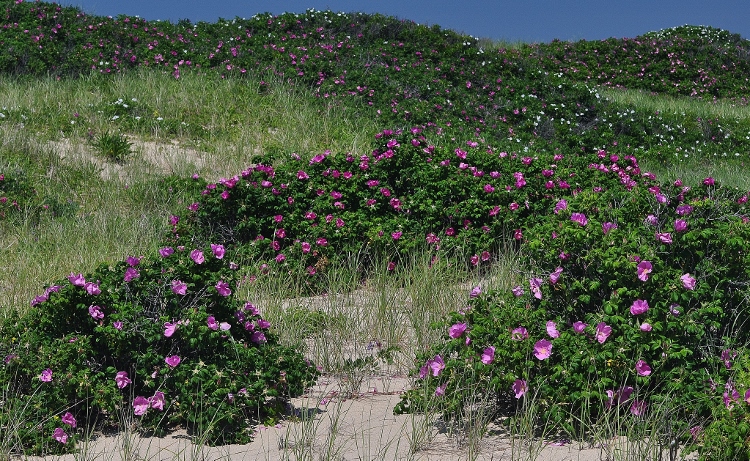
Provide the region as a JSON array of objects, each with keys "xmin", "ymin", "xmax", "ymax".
[{"xmin": 2, "ymin": 0, "xmax": 750, "ymax": 457}]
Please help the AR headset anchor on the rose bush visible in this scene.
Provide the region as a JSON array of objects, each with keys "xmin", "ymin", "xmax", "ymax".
[
  {"xmin": 0, "ymin": 242, "xmax": 319, "ymax": 454},
  {"xmin": 396, "ymin": 171, "xmax": 750, "ymax": 451}
]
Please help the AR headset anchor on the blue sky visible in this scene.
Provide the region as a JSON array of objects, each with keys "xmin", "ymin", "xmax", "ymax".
[{"xmin": 55, "ymin": 0, "xmax": 750, "ymax": 43}]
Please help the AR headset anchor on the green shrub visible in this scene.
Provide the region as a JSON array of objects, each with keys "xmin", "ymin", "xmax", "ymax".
[
  {"xmin": 396, "ymin": 167, "xmax": 750, "ymax": 447},
  {"xmin": 686, "ymin": 350, "xmax": 750, "ymax": 460},
  {"xmin": 0, "ymin": 242, "xmax": 319, "ymax": 454}
]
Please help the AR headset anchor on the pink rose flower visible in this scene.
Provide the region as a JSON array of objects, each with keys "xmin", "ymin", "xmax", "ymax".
[
  {"xmin": 534, "ymin": 339, "xmax": 552, "ymax": 360},
  {"xmin": 635, "ymin": 359, "xmax": 651, "ymax": 376},
  {"xmin": 630, "ymin": 299, "xmax": 649, "ymax": 315},
  {"xmin": 133, "ymin": 396, "xmax": 149, "ymax": 416},
  {"xmin": 481, "ymin": 346, "xmax": 495, "ymax": 365},
  {"xmin": 512, "ymin": 379, "xmax": 527, "ymax": 398}
]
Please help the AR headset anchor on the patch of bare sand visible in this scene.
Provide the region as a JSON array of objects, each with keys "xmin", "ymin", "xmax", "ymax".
[
  {"xmin": 47, "ymin": 137, "xmax": 211, "ymax": 181},
  {"xmin": 20, "ymin": 375, "xmax": 606, "ymax": 461}
]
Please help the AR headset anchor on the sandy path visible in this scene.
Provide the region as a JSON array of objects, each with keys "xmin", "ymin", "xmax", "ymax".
[{"xmin": 23, "ymin": 373, "xmax": 638, "ymax": 461}]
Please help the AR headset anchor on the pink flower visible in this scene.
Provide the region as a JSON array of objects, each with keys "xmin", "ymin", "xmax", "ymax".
[
  {"xmin": 656, "ymin": 232, "xmax": 672, "ymax": 244},
  {"xmin": 392, "ymin": 231, "xmax": 402, "ymax": 240},
  {"xmin": 88, "ymin": 305, "xmax": 104, "ymax": 320},
  {"xmin": 275, "ymin": 253, "xmax": 286, "ymax": 263},
  {"xmin": 530, "ymin": 277, "xmax": 543, "ymax": 300},
  {"xmin": 133, "ymin": 396, "xmax": 149, "ymax": 416},
  {"xmin": 85, "ymin": 282, "xmax": 101, "ymax": 295},
  {"xmin": 724, "ymin": 386, "xmax": 741, "ymax": 409},
  {"xmin": 163, "ymin": 321, "xmax": 177, "ymax": 337},
  {"xmin": 640, "ymin": 323, "xmax": 652, "ymax": 332},
  {"xmin": 554, "ymin": 199, "xmax": 567, "ymax": 214},
  {"xmin": 149, "ymin": 391, "xmax": 165, "ymax": 411},
  {"xmin": 481, "ymin": 346, "xmax": 495, "ymax": 364},
  {"xmin": 207, "ymin": 316, "xmax": 219, "ymax": 330},
  {"xmin": 570, "ymin": 213, "xmax": 588, "ymax": 226},
  {"xmin": 674, "ymin": 219, "xmax": 688, "ymax": 232},
  {"xmin": 635, "ymin": 359, "xmax": 651, "ymax": 376},
  {"xmin": 62, "ymin": 412, "xmax": 76, "ymax": 428},
  {"xmin": 387, "ymin": 261, "xmax": 396, "ymax": 271},
  {"xmin": 676, "ymin": 204, "xmax": 694, "ymax": 216},
  {"xmin": 165, "ymin": 355, "xmax": 181, "ymax": 368},
  {"xmin": 602, "ymin": 222, "xmax": 618, "ymax": 234},
  {"xmin": 190, "ymin": 249, "xmax": 205, "ymax": 264},
  {"xmin": 636, "ymin": 261, "xmax": 652, "ymax": 282},
  {"xmin": 680, "ymin": 273, "xmax": 696, "ymax": 290},
  {"xmin": 159, "ymin": 247, "xmax": 174, "ymax": 258},
  {"xmin": 115, "ymin": 371, "xmax": 131, "ymax": 389},
  {"xmin": 595, "ymin": 322, "xmax": 612, "ymax": 344},
  {"xmin": 449, "ymin": 323, "xmax": 468, "ymax": 338},
  {"xmin": 251, "ymin": 331, "xmax": 267, "ymax": 344},
  {"xmin": 68, "ymin": 273, "xmax": 86, "ymax": 286},
  {"xmin": 126, "ymin": 256, "xmax": 140, "ymax": 266},
  {"xmin": 619, "ymin": 385, "xmax": 634, "ymax": 402},
  {"xmin": 605, "ymin": 389, "xmax": 617, "ymax": 409},
  {"xmin": 630, "ymin": 399, "xmax": 647, "ymax": 416},
  {"xmin": 113, "ymin": 321, "xmax": 123, "ymax": 330},
  {"xmin": 429, "ymin": 355, "xmax": 445, "ymax": 377},
  {"xmin": 216, "ymin": 280, "xmax": 232, "ymax": 297},
  {"xmin": 511, "ymin": 327, "xmax": 529, "ymax": 341},
  {"xmin": 297, "ymin": 170, "xmax": 309, "ymax": 180},
  {"xmin": 721, "ymin": 349, "xmax": 735, "ymax": 369},
  {"xmin": 512, "ymin": 379, "xmax": 527, "ymax": 398},
  {"xmin": 549, "ymin": 267, "xmax": 563, "ymax": 284},
  {"xmin": 171, "ymin": 280, "xmax": 187, "ymax": 295},
  {"xmin": 534, "ymin": 339, "xmax": 552, "ymax": 360},
  {"xmin": 470, "ymin": 286, "xmax": 482, "ymax": 298},
  {"xmin": 546, "ymin": 320, "xmax": 560, "ymax": 338},
  {"xmin": 211, "ymin": 244, "xmax": 225, "ymax": 259},
  {"xmin": 514, "ymin": 172, "xmax": 526, "ymax": 188},
  {"xmin": 573, "ymin": 321, "xmax": 587, "ymax": 334},
  {"xmin": 435, "ymin": 383, "xmax": 447, "ymax": 396},
  {"xmin": 316, "ymin": 237, "xmax": 328, "ymax": 246},
  {"xmin": 511, "ymin": 286, "xmax": 524, "ymax": 297},
  {"xmin": 124, "ymin": 267, "xmax": 140, "ymax": 282},
  {"xmin": 52, "ymin": 427, "xmax": 68, "ymax": 444},
  {"xmin": 630, "ymin": 299, "xmax": 649, "ymax": 315}
]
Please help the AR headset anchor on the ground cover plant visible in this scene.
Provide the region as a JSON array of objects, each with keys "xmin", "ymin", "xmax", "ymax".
[{"xmin": 2, "ymin": 0, "xmax": 750, "ymax": 458}]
